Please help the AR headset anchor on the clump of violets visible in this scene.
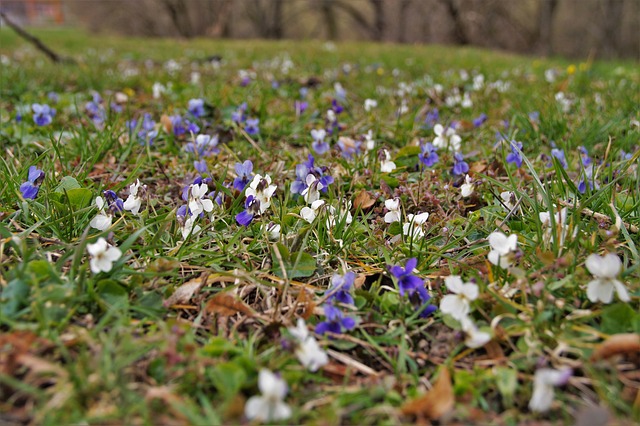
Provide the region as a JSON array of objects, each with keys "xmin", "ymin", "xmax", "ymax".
[
  {"xmin": 236, "ymin": 174, "xmax": 277, "ymax": 227},
  {"xmin": 32, "ymin": 103, "xmax": 55, "ymax": 126},
  {"xmin": 315, "ymin": 271, "xmax": 357, "ymax": 335},
  {"xmin": 20, "ymin": 166, "xmax": 45, "ymax": 200},
  {"xmin": 85, "ymin": 93, "xmax": 106, "ymax": 126},
  {"xmin": 423, "ymin": 108, "xmax": 439, "ymax": 129},
  {"xmin": 388, "ymin": 258, "xmax": 436, "ymax": 318},
  {"xmin": 128, "ymin": 113, "xmax": 158, "ymax": 145},
  {"xmin": 472, "ymin": 113, "xmax": 487, "ymax": 127},
  {"xmin": 337, "ymin": 136, "xmax": 362, "ymax": 159},
  {"xmin": 90, "ymin": 190, "xmax": 124, "ymax": 231},
  {"xmin": 169, "ymin": 114, "xmax": 200, "ymax": 137},
  {"xmin": 432, "ymin": 124, "xmax": 461, "ymax": 152},
  {"xmin": 291, "ymin": 155, "xmax": 333, "ymax": 197},
  {"xmin": 184, "ymin": 134, "xmax": 220, "ymax": 157}
]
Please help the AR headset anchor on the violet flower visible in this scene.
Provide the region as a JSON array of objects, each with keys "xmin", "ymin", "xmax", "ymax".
[
  {"xmin": 19, "ymin": 166, "xmax": 45, "ymax": 200},
  {"xmin": 327, "ymin": 272, "xmax": 355, "ymax": 305},
  {"xmin": 419, "ymin": 142, "xmax": 439, "ymax": 168},
  {"xmin": 506, "ymin": 141, "xmax": 523, "ymax": 168},
  {"xmin": 245, "ymin": 118, "xmax": 260, "ymax": 136},
  {"xmin": 452, "ymin": 152, "xmax": 470, "ymax": 176},
  {"xmin": 236, "ymin": 195, "xmax": 260, "ymax": 227},
  {"xmin": 233, "ymin": 160, "xmax": 254, "ymax": 191},
  {"xmin": 188, "ymin": 98, "xmax": 205, "ymax": 118},
  {"xmin": 32, "ymin": 103, "xmax": 55, "ymax": 126},
  {"xmin": 315, "ymin": 304, "xmax": 356, "ymax": 335}
]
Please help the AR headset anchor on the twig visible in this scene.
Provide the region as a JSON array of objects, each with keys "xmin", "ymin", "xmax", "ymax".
[
  {"xmin": 557, "ymin": 200, "xmax": 638, "ymax": 234},
  {"xmin": 0, "ymin": 11, "xmax": 75, "ymax": 64}
]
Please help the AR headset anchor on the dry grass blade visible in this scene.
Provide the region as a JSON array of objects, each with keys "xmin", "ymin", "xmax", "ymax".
[{"xmin": 591, "ymin": 333, "xmax": 640, "ymax": 361}]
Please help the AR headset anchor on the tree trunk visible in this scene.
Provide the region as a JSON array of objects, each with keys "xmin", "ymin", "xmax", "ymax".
[
  {"xmin": 600, "ymin": 0, "xmax": 624, "ymax": 58},
  {"xmin": 535, "ymin": 0, "xmax": 558, "ymax": 56},
  {"xmin": 370, "ymin": 0, "xmax": 385, "ymax": 41},
  {"xmin": 397, "ymin": 0, "xmax": 412, "ymax": 43},
  {"xmin": 440, "ymin": 0, "xmax": 469, "ymax": 45}
]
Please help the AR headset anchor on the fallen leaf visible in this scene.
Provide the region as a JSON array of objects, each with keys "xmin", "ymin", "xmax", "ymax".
[
  {"xmin": 353, "ymin": 189, "xmax": 376, "ymax": 211},
  {"xmin": 163, "ymin": 276, "xmax": 205, "ymax": 307},
  {"xmin": 591, "ymin": 333, "xmax": 640, "ymax": 361},
  {"xmin": 205, "ymin": 293, "xmax": 254, "ymax": 317},
  {"xmin": 160, "ymin": 114, "xmax": 173, "ymax": 133},
  {"xmin": 401, "ymin": 367, "xmax": 454, "ymax": 420}
]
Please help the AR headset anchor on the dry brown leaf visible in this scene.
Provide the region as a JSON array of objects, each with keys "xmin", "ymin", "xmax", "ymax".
[
  {"xmin": 401, "ymin": 367, "xmax": 454, "ymax": 420},
  {"xmin": 296, "ymin": 289, "xmax": 316, "ymax": 320},
  {"xmin": 160, "ymin": 114, "xmax": 173, "ymax": 133},
  {"xmin": 353, "ymin": 189, "xmax": 376, "ymax": 211},
  {"xmin": 205, "ymin": 293, "xmax": 254, "ymax": 317},
  {"xmin": 590, "ymin": 333, "xmax": 640, "ymax": 361},
  {"xmin": 163, "ymin": 276, "xmax": 205, "ymax": 307}
]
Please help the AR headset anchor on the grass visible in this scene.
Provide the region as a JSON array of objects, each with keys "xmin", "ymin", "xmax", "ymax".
[{"xmin": 1, "ymin": 28, "xmax": 639, "ymax": 424}]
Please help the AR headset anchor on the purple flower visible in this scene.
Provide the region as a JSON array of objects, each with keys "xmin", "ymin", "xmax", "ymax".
[
  {"xmin": 188, "ymin": 98, "xmax": 205, "ymax": 118},
  {"xmin": 185, "ymin": 134, "xmax": 220, "ymax": 157},
  {"xmin": 103, "ymin": 190, "xmax": 124, "ymax": 214},
  {"xmin": 233, "ymin": 160, "xmax": 254, "ymax": 191},
  {"xmin": 472, "ymin": 113, "xmax": 488, "ymax": 127},
  {"xmin": 389, "ymin": 258, "xmax": 423, "ymax": 297},
  {"xmin": 506, "ymin": 141, "xmax": 523, "ymax": 168},
  {"xmin": 245, "ymin": 118, "xmax": 260, "ymax": 136},
  {"xmin": 578, "ymin": 146, "xmax": 592, "ymax": 167},
  {"xmin": 291, "ymin": 155, "xmax": 333, "ymax": 195},
  {"xmin": 529, "ymin": 111, "xmax": 540, "ymax": 123},
  {"xmin": 85, "ymin": 99, "xmax": 106, "ymax": 125},
  {"xmin": 47, "ymin": 91, "xmax": 59, "ymax": 103},
  {"xmin": 194, "ymin": 160, "xmax": 208, "ymax": 174},
  {"xmin": 232, "ymin": 103, "xmax": 247, "ymax": 123},
  {"xmin": 419, "ymin": 142, "xmax": 439, "ymax": 168},
  {"xmin": 295, "ymin": 100, "xmax": 308, "ymax": 116},
  {"xmin": 236, "ymin": 195, "xmax": 260, "ymax": 227},
  {"xmin": 32, "ymin": 103, "xmax": 55, "ymax": 126},
  {"xmin": 19, "ymin": 165, "xmax": 45, "ymax": 199},
  {"xmin": 331, "ymin": 99, "xmax": 344, "ymax": 114},
  {"xmin": 550, "ymin": 148, "xmax": 567, "ymax": 168},
  {"xmin": 452, "ymin": 152, "xmax": 469, "ymax": 176},
  {"xmin": 424, "ymin": 108, "xmax": 439, "ymax": 129},
  {"xmin": 315, "ymin": 304, "xmax": 356, "ymax": 335},
  {"xmin": 327, "ymin": 272, "xmax": 355, "ymax": 305}
]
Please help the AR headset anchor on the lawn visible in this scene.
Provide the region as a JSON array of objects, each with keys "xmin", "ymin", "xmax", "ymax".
[{"xmin": 0, "ymin": 28, "xmax": 639, "ymax": 425}]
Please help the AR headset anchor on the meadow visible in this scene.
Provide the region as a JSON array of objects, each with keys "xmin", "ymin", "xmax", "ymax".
[{"xmin": 0, "ymin": 28, "xmax": 639, "ymax": 424}]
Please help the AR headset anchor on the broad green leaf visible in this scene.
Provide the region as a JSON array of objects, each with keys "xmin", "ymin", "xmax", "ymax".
[{"xmin": 97, "ymin": 279, "xmax": 129, "ymax": 308}]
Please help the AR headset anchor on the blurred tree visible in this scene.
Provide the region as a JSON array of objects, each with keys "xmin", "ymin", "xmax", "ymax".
[{"xmin": 535, "ymin": 0, "xmax": 558, "ymax": 56}]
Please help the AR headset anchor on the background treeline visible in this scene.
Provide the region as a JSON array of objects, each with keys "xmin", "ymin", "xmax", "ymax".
[{"xmin": 63, "ymin": 0, "xmax": 639, "ymax": 59}]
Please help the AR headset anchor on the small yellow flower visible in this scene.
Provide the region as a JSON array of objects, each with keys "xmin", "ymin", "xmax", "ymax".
[
  {"xmin": 567, "ymin": 64, "xmax": 576, "ymax": 75},
  {"xmin": 377, "ymin": 68, "xmax": 385, "ymax": 76},
  {"xmin": 123, "ymin": 87, "xmax": 135, "ymax": 97},
  {"xmin": 579, "ymin": 62, "xmax": 589, "ymax": 71}
]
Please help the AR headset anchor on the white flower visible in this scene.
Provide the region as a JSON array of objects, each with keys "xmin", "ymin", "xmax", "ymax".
[
  {"xmin": 301, "ymin": 200, "xmax": 325, "ymax": 223},
  {"xmin": 326, "ymin": 109, "xmax": 336, "ymax": 124},
  {"xmin": 90, "ymin": 196, "xmax": 112, "ymax": 230},
  {"xmin": 245, "ymin": 174, "xmax": 277, "ymax": 214},
  {"xmin": 460, "ymin": 174, "xmax": 474, "ymax": 197},
  {"xmin": 461, "ymin": 92, "xmax": 473, "ymax": 108},
  {"xmin": 364, "ymin": 130, "xmax": 375, "ymax": 151},
  {"xmin": 380, "ymin": 149, "xmax": 396, "ymax": 173},
  {"xmin": 325, "ymin": 201, "xmax": 353, "ymax": 228},
  {"xmin": 432, "ymin": 124, "xmax": 461, "ymax": 152},
  {"xmin": 440, "ymin": 276, "xmax": 479, "ymax": 321},
  {"xmin": 529, "ymin": 367, "xmax": 572, "ymax": 413},
  {"xmin": 123, "ymin": 179, "xmax": 145, "ymax": 215},
  {"xmin": 487, "ymin": 231, "xmax": 518, "ymax": 269},
  {"xmin": 402, "ymin": 212, "xmax": 429, "ymax": 239},
  {"xmin": 288, "ymin": 318, "xmax": 328, "ymax": 372},
  {"xmin": 310, "ymin": 128, "xmax": 326, "ymax": 142},
  {"xmin": 188, "ymin": 183, "xmax": 214, "ymax": 217},
  {"xmin": 460, "ymin": 316, "xmax": 491, "ymax": 348},
  {"xmin": 384, "ymin": 198, "xmax": 401, "ymax": 223},
  {"xmin": 364, "ymin": 98, "xmax": 378, "ymax": 111},
  {"xmin": 264, "ymin": 222, "xmax": 281, "ymax": 241},
  {"xmin": 539, "ymin": 207, "xmax": 568, "ymax": 246},
  {"xmin": 555, "ymin": 92, "xmax": 572, "ymax": 113},
  {"xmin": 87, "ymin": 237, "xmax": 122, "ymax": 274},
  {"xmin": 585, "ymin": 253, "xmax": 629, "ymax": 303},
  {"xmin": 180, "ymin": 215, "xmax": 201, "ymax": 240},
  {"xmin": 500, "ymin": 191, "xmax": 516, "ymax": 212},
  {"xmin": 301, "ymin": 174, "xmax": 323, "ymax": 204},
  {"xmin": 152, "ymin": 82, "xmax": 166, "ymax": 99},
  {"xmin": 244, "ymin": 369, "xmax": 292, "ymax": 422}
]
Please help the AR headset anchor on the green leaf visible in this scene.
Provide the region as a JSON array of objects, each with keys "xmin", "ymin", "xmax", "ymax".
[
  {"xmin": 208, "ymin": 361, "xmax": 247, "ymax": 399},
  {"xmin": 0, "ymin": 278, "xmax": 30, "ymax": 318},
  {"xmin": 64, "ymin": 188, "xmax": 93, "ymax": 209},
  {"xmin": 54, "ymin": 176, "xmax": 82, "ymax": 193},
  {"xmin": 601, "ymin": 303, "xmax": 636, "ymax": 334},
  {"xmin": 271, "ymin": 243, "xmax": 316, "ymax": 279},
  {"xmin": 494, "ymin": 367, "xmax": 517, "ymax": 405},
  {"xmin": 96, "ymin": 279, "xmax": 129, "ymax": 308}
]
